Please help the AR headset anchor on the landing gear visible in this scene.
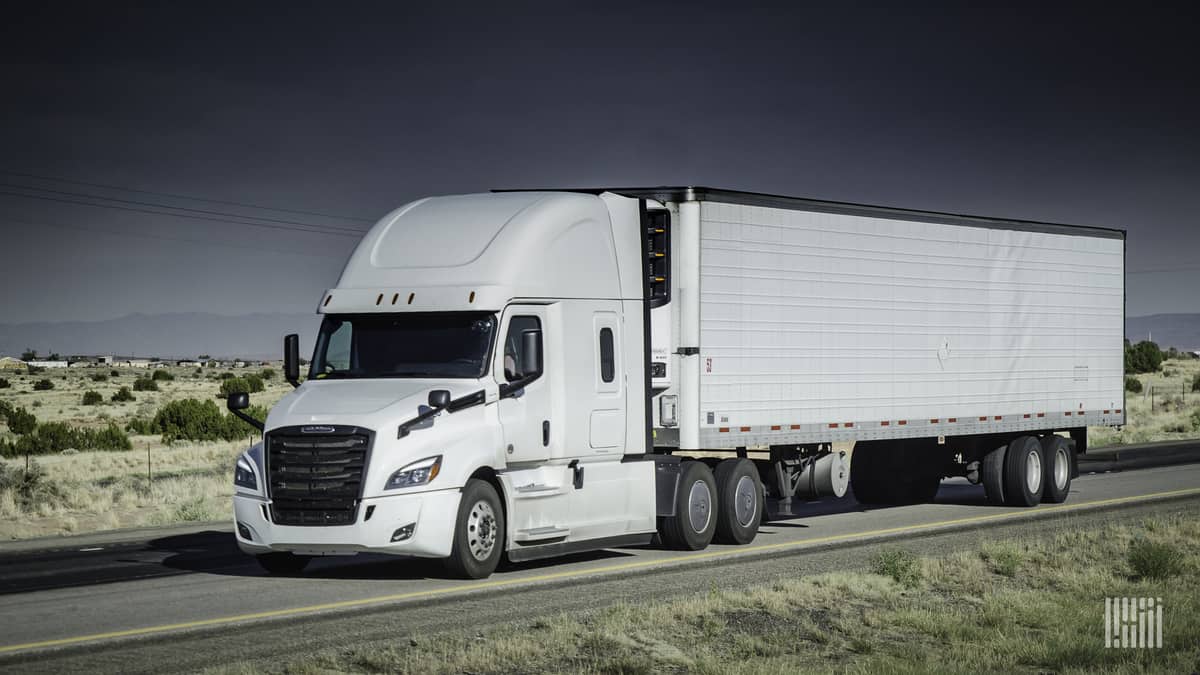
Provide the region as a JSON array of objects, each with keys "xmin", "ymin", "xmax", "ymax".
[{"xmin": 658, "ymin": 461, "xmax": 718, "ymax": 550}]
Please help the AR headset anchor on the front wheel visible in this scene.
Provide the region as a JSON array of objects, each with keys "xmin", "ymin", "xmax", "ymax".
[{"xmin": 444, "ymin": 479, "xmax": 505, "ymax": 579}]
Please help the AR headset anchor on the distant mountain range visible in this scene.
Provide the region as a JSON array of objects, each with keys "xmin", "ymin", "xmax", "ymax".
[
  {"xmin": 1126, "ymin": 314, "xmax": 1200, "ymax": 352},
  {"xmin": 1, "ymin": 312, "xmax": 1198, "ymax": 361},
  {"xmin": 0, "ymin": 313, "xmax": 318, "ymax": 361}
]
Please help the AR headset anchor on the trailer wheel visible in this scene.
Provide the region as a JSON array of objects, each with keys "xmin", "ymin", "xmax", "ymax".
[
  {"xmin": 1040, "ymin": 436, "xmax": 1073, "ymax": 503},
  {"xmin": 713, "ymin": 458, "xmax": 762, "ymax": 545},
  {"xmin": 444, "ymin": 478, "xmax": 506, "ymax": 579},
  {"xmin": 255, "ymin": 552, "xmax": 311, "ymax": 575},
  {"xmin": 657, "ymin": 461, "xmax": 718, "ymax": 550},
  {"xmin": 1003, "ymin": 436, "xmax": 1044, "ymax": 507}
]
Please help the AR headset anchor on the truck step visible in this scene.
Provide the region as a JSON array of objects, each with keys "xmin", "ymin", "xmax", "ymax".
[{"xmin": 514, "ymin": 526, "xmax": 570, "ymax": 543}]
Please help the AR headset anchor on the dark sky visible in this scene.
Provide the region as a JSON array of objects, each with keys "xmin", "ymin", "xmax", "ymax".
[{"xmin": 1, "ymin": 2, "xmax": 1197, "ymax": 323}]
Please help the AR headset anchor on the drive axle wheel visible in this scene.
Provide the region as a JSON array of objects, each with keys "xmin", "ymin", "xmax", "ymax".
[
  {"xmin": 1003, "ymin": 436, "xmax": 1044, "ymax": 507},
  {"xmin": 1040, "ymin": 435, "xmax": 1073, "ymax": 503},
  {"xmin": 658, "ymin": 461, "xmax": 718, "ymax": 550},
  {"xmin": 445, "ymin": 478, "xmax": 505, "ymax": 579},
  {"xmin": 713, "ymin": 458, "xmax": 763, "ymax": 545}
]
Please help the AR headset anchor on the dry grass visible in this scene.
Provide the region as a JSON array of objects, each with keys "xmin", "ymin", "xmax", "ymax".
[
  {"xmin": 1090, "ymin": 357, "xmax": 1200, "ymax": 448},
  {"xmin": 0, "ymin": 364, "xmax": 289, "ymax": 539},
  {"xmin": 210, "ymin": 510, "xmax": 1200, "ymax": 674}
]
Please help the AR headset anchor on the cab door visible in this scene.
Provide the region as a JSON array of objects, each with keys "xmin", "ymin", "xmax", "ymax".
[{"xmin": 494, "ymin": 305, "xmax": 552, "ymax": 464}]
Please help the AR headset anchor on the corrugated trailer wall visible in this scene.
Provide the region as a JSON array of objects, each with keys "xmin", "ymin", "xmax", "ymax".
[{"xmin": 696, "ymin": 201, "xmax": 1125, "ymax": 448}]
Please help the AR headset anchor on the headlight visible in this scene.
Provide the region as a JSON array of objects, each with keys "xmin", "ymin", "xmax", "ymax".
[
  {"xmin": 386, "ymin": 455, "xmax": 442, "ymax": 490},
  {"xmin": 234, "ymin": 456, "xmax": 257, "ymax": 490}
]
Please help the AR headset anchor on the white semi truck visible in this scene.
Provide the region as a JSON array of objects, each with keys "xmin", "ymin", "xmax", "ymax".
[{"xmin": 228, "ymin": 187, "xmax": 1125, "ymax": 578}]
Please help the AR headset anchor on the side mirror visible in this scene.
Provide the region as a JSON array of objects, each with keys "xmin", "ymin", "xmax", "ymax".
[
  {"xmin": 521, "ymin": 329, "xmax": 542, "ymax": 378},
  {"xmin": 283, "ymin": 333, "xmax": 300, "ymax": 387},
  {"xmin": 428, "ymin": 389, "xmax": 451, "ymax": 409},
  {"xmin": 227, "ymin": 392, "xmax": 250, "ymax": 411}
]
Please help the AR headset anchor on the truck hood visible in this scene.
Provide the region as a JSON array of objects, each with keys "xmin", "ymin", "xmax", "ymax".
[{"xmin": 278, "ymin": 379, "xmax": 480, "ymax": 416}]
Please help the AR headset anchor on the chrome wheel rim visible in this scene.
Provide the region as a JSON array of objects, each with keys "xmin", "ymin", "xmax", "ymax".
[
  {"xmin": 733, "ymin": 475, "xmax": 757, "ymax": 528},
  {"xmin": 687, "ymin": 479, "xmax": 712, "ymax": 534},
  {"xmin": 1025, "ymin": 449, "xmax": 1042, "ymax": 495},
  {"xmin": 467, "ymin": 499, "xmax": 497, "ymax": 561},
  {"xmin": 1054, "ymin": 446, "xmax": 1069, "ymax": 490}
]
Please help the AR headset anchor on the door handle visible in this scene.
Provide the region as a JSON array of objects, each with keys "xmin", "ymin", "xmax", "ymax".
[{"xmin": 542, "ymin": 420, "xmax": 550, "ymax": 446}]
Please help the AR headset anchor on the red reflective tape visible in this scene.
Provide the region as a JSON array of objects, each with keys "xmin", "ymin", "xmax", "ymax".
[
  {"xmin": 828, "ymin": 423, "xmax": 839, "ymax": 429},
  {"xmin": 739, "ymin": 426, "xmax": 751, "ymax": 432},
  {"xmin": 718, "ymin": 427, "xmax": 730, "ymax": 433},
  {"xmin": 844, "ymin": 422, "xmax": 854, "ymax": 428},
  {"xmin": 979, "ymin": 416, "xmax": 988, "ymax": 422},
  {"xmin": 1115, "ymin": 409, "xmax": 1122, "ymax": 413},
  {"xmin": 930, "ymin": 418, "xmax": 939, "ymax": 424},
  {"xmin": 1023, "ymin": 414, "xmax": 1031, "ymax": 419},
  {"xmin": 898, "ymin": 420, "xmax": 907, "ymax": 425},
  {"xmin": 770, "ymin": 425, "xmax": 781, "ymax": 431},
  {"xmin": 994, "ymin": 415, "xmax": 1002, "ymax": 421},
  {"xmin": 947, "ymin": 418, "xmax": 956, "ymax": 423},
  {"xmin": 1064, "ymin": 412, "xmax": 1072, "ymax": 416},
  {"xmin": 1103, "ymin": 410, "xmax": 1110, "ymax": 414},
  {"xmin": 790, "ymin": 424, "xmax": 801, "ymax": 430},
  {"xmin": 880, "ymin": 421, "xmax": 890, "ymax": 426},
  {"xmin": 1037, "ymin": 412, "xmax": 1045, "ymax": 418}
]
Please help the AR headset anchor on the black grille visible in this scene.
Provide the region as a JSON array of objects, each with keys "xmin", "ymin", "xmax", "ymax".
[{"xmin": 266, "ymin": 427, "xmax": 372, "ymax": 526}]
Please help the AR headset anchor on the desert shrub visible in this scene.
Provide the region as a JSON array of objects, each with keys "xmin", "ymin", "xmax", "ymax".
[
  {"xmin": 1192, "ymin": 373, "xmax": 1200, "ymax": 393},
  {"xmin": 4, "ymin": 406, "xmax": 37, "ymax": 435},
  {"xmin": 0, "ymin": 460, "xmax": 66, "ymax": 511},
  {"xmin": 871, "ymin": 549, "xmax": 922, "ymax": 588},
  {"xmin": 219, "ymin": 372, "xmax": 235, "ymax": 380},
  {"xmin": 27, "ymin": 365, "xmax": 45, "ymax": 375},
  {"xmin": 110, "ymin": 369, "xmax": 120, "ymax": 377},
  {"xmin": 260, "ymin": 368, "xmax": 276, "ymax": 380},
  {"xmin": 132, "ymin": 377, "xmax": 158, "ymax": 392},
  {"xmin": 82, "ymin": 390, "xmax": 104, "ymax": 406},
  {"xmin": 0, "ymin": 400, "xmax": 10, "ymax": 418},
  {"xmin": 1124, "ymin": 340, "xmax": 1163, "ymax": 374},
  {"xmin": 29, "ymin": 422, "xmax": 80, "ymax": 453},
  {"xmin": 227, "ymin": 404, "xmax": 268, "ymax": 438},
  {"xmin": 1124, "ymin": 375, "xmax": 1143, "ymax": 393},
  {"xmin": 0, "ymin": 377, "xmax": 9, "ymax": 389},
  {"xmin": 146, "ymin": 398, "xmax": 266, "ymax": 442},
  {"xmin": 125, "ymin": 417, "xmax": 156, "ymax": 435},
  {"xmin": 33, "ymin": 379, "xmax": 54, "ymax": 391},
  {"xmin": 152, "ymin": 369, "xmax": 174, "ymax": 381},
  {"xmin": 87, "ymin": 423, "xmax": 133, "ymax": 451},
  {"xmin": 219, "ymin": 376, "xmax": 262, "ymax": 396},
  {"xmin": 1128, "ymin": 539, "xmax": 1184, "ymax": 580},
  {"xmin": 244, "ymin": 373, "xmax": 265, "ymax": 393},
  {"xmin": 111, "ymin": 386, "xmax": 135, "ymax": 402},
  {"xmin": 90, "ymin": 373, "xmax": 108, "ymax": 382}
]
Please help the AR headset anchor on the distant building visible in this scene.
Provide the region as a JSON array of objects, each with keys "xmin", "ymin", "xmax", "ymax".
[
  {"xmin": 176, "ymin": 360, "xmax": 202, "ymax": 367},
  {"xmin": 121, "ymin": 359, "xmax": 152, "ymax": 368},
  {"xmin": 0, "ymin": 356, "xmax": 26, "ymax": 371},
  {"xmin": 27, "ymin": 360, "xmax": 69, "ymax": 369}
]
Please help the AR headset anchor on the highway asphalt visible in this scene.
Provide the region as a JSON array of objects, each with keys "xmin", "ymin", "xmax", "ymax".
[{"xmin": 0, "ymin": 458, "xmax": 1196, "ymax": 669}]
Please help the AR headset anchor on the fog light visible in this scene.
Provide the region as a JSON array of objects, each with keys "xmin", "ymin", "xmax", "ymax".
[
  {"xmin": 391, "ymin": 523, "xmax": 416, "ymax": 542},
  {"xmin": 237, "ymin": 521, "xmax": 253, "ymax": 541}
]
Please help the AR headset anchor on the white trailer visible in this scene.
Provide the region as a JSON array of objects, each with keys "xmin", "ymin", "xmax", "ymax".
[{"xmin": 228, "ymin": 187, "xmax": 1125, "ymax": 577}]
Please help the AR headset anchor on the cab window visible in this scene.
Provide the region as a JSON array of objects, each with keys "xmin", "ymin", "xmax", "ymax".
[{"xmin": 503, "ymin": 316, "xmax": 541, "ymax": 382}]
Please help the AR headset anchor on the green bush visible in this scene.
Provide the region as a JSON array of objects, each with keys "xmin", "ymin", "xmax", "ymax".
[
  {"xmin": 1124, "ymin": 340, "xmax": 1164, "ymax": 374},
  {"xmin": 1124, "ymin": 375, "xmax": 1143, "ymax": 393},
  {"xmin": 148, "ymin": 398, "xmax": 267, "ymax": 442},
  {"xmin": 219, "ymin": 372, "xmax": 235, "ymax": 380},
  {"xmin": 220, "ymin": 376, "xmax": 263, "ymax": 396},
  {"xmin": 1128, "ymin": 539, "xmax": 1184, "ymax": 580},
  {"xmin": 260, "ymin": 368, "xmax": 276, "ymax": 380},
  {"xmin": 0, "ymin": 460, "xmax": 66, "ymax": 512},
  {"xmin": 125, "ymin": 417, "xmax": 155, "ymax": 435},
  {"xmin": 111, "ymin": 386, "xmax": 135, "ymax": 402},
  {"xmin": 0, "ymin": 421, "xmax": 131, "ymax": 457},
  {"xmin": 0, "ymin": 377, "xmax": 9, "ymax": 389},
  {"xmin": 152, "ymin": 369, "xmax": 174, "ymax": 381},
  {"xmin": 90, "ymin": 373, "xmax": 108, "ymax": 383},
  {"xmin": 1192, "ymin": 373, "xmax": 1200, "ymax": 393},
  {"xmin": 82, "ymin": 390, "xmax": 104, "ymax": 406},
  {"xmin": 33, "ymin": 379, "xmax": 54, "ymax": 391},
  {"xmin": 110, "ymin": 369, "xmax": 120, "ymax": 377},
  {"xmin": 27, "ymin": 365, "xmax": 45, "ymax": 375},
  {"xmin": 5, "ymin": 406, "xmax": 37, "ymax": 435},
  {"xmin": 132, "ymin": 377, "xmax": 158, "ymax": 392}
]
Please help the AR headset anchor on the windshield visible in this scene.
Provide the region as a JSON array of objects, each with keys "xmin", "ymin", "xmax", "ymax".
[{"xmin": 310, "ymin": 313, "xmax": 496, "ymax": 379}]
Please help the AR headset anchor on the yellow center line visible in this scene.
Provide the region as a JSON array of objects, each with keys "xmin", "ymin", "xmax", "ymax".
[{"xmin": 2, "ymin": 485, "xmax": 1198, "ymax": 655}]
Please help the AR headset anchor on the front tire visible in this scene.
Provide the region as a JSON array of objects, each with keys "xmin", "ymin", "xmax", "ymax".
[
  {"xmin": 713, "ymin": 458, "xmax": 762, "ymax": 545},
  {"xmin": 256, "ymin": 552, "xmax": 311, "ymax": 575},
  {"xmin": 658, "ymin": 461, "xmax": 718, "ymax": 550},
  {"xmin": 444, "ymin": 479, "xmax": 505, "ymax": 579},
  {"xmin": 1040, "ymin": 435, "xmax": 1073, "ymax": 503},
  {"xmin": 1003, "ymin": 436, "xmax": 1044, "ymax": 507}
]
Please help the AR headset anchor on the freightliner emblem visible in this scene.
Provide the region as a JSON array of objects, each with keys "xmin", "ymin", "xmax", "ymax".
[{"xmin": 301, "ymin": 426, "xmax": 336, "ymax": 434}]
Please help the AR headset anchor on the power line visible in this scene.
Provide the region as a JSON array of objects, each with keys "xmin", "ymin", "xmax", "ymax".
[
  {"xmin": 0, "ymin": 190, "xmax": 363, "ymax": 238},
  {"xmin": 0, "ymin": 216, "xmax": 350, "ymax": 259},
  {"xmin": 0, "ymin": 182, "xmax": 370, "ymax": 234},
  {"xmin": 0, "ymin": 169, "xmax": 375, "ymax": 222}
]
